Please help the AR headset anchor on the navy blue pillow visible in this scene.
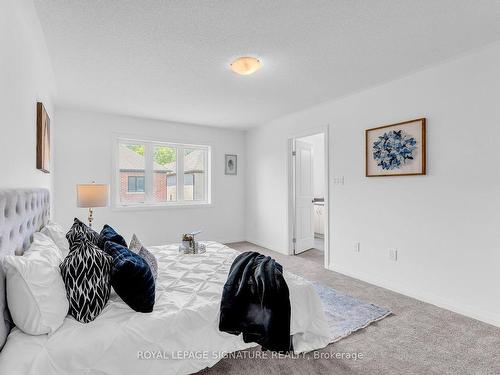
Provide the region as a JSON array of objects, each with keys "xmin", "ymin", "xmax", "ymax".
[
  {"xmin": 104, "ymin": 241, "xmax": 155, "ymax": 313},
  {"xmin": 98, "ymin": 224, "xmax": 127, "ymax": 250}
]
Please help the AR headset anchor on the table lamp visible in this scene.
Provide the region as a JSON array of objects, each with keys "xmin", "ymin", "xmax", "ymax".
[{"xmin": 76, "ymin": 183, "xmax": 109, "ymax": 227}]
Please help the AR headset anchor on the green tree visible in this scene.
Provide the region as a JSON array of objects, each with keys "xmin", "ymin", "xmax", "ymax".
[
  {"xmin": 126, "ymin": 144, "xmax": 144, "ymax": 156},
  {"xmin": 154, "ymin": 147, "xmax": 176, "ymax": 166},
  {"xmin": 127, "ymin": 144, "xmax": 176, "ymax": 166}
]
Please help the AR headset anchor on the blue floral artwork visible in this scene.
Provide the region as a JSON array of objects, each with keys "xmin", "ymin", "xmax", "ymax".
[{"xmin": 372, "ymin": 130, "xmax": 417, "ymax": 170}]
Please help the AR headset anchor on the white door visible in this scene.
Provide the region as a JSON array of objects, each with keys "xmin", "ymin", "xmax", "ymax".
[{"xmin": 294, "ymin": 140, "xmax": 314, "ymax": 254}]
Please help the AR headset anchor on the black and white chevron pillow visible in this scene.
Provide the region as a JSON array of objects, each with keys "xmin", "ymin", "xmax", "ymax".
[
  {"xmin": 59, "ymin": 239, "xmax": 113, "ymax": 323},
  {"xmin": 66, "ymin": 218, "xmax": 100, "ymax": 253}
]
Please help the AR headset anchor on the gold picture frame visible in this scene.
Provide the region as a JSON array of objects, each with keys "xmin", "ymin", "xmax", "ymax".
[
  {"xmin": 365, "ymin": 118, "xmax": 426, "ymax": 177},
  {"xmin": 36, "ymin": 102, "xmax": 50, "ymax": 173}
]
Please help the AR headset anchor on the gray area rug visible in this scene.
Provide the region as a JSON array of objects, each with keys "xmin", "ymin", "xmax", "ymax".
[
  {"xmin": 202, "ymin": 243, "xmax": 500, "ymax": 375},
  {"xmin": 312, "ymin": 281, "xmax": 392, "ymax": 343}
]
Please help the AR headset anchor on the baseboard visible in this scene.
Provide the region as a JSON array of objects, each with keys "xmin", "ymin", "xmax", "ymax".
[
  {"xmin": 331, "ymin": 264, "xmax": 500, "ymax": 328},
  {"xmin": 241, "ymin": 238, "xmax": 291, "ymax": 255},
  {"xmin": 218, "ymin": 238, "xmax": 246, "ymax": 245}
]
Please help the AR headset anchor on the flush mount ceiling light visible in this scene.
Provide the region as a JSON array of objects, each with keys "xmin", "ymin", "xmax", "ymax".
[{"xmin": 230, "ymin": 56, "xmax": 262, "ymax": 75}]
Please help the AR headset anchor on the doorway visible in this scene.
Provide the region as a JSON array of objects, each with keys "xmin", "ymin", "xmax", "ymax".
[{"xmin": 288, "ymin": 130, "xmax": 329, "ymax": 268}]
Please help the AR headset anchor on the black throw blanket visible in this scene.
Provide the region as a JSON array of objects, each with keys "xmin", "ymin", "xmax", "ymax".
[{"xmin": 219, "ymin": 251, "xmax": 292, "ymax": 352}]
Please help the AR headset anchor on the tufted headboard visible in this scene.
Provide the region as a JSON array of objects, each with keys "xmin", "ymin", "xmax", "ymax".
[
  {"xmin": 0, "ymin": 189, "xmax": 50, "ymax": 256},
  {"xmin": 0, "ymin": 189, "xmax": 50, "ymax": 349}
]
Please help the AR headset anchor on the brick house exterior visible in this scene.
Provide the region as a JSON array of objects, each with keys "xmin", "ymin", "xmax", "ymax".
[
  {"xmin": 119, "ymin": 170, "xmax": 170, "ymax": 202},
  {"xmin": 119, "ymin": 145, "xmax": 205, "ymax": 203}
]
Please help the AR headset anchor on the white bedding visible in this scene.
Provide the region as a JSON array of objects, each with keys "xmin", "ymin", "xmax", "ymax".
[{"xmin": 0, "ymin": 242, "xmax": 330, "ymax": 375}]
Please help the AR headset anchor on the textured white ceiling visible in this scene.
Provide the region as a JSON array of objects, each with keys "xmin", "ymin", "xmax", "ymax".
[{"xmin": 34, "ymin": 0, "xmax": 500, "ymax": 128}]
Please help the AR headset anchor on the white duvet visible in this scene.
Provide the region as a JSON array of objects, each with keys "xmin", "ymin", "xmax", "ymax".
[{"xmin": 0, "ymin": 242, "xmax": 330, "ymax": 375}]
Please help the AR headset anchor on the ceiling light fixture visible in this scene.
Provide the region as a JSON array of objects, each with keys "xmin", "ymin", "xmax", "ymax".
[{"xmin": 230, "ymin": 56, "xmax": 262, "ymax": 75}]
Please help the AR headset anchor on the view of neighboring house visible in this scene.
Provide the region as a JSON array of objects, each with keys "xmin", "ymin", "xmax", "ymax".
[{"xmin": 119, "ymin": 144, "xmax": 205, "ymax": 203}]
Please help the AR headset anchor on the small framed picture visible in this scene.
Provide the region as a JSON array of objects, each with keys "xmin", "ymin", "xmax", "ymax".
[
  {"xmin": 225, "ymin": 154, "xmax": 237, "ymax": 175},
  {"xmin": 366, "ymin": 118, "xmax": 426, "ymax": 177}
]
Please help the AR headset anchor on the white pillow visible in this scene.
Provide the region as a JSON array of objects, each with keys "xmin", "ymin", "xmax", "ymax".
[
  {"xmin": 2, "ymin": 233, "xmax": 69, "ymax": 335},
  {"xmin": 41, "ymin": 221, "xmax": 70, "ymax": 257},
  {"xmin": 24, "ymin": 232, "xmax": 64, "ymax": 266}
]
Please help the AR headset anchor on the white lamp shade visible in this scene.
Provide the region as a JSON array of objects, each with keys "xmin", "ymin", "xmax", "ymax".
[{"xmin": 76, "ymin": 184, "xmax": 109, "ymax": 208}]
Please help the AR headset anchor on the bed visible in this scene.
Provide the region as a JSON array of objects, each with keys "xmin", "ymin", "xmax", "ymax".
[{"xmin": 0, "ymin": 189, "xmax": 331, "ymax": 375}]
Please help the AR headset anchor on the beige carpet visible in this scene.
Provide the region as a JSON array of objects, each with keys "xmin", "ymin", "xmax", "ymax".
[{"xmin": 197, "ymin": 242, "xmax": 500, "ymax": 375}]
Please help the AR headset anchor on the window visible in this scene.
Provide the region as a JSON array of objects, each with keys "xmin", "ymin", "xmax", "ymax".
[
  {"xmin": 115, "ymin": 138, "xmax": 211, "ymax": 207},
  {"xmin": 128, "ymin": 176, "xmax": 145, "ymax": 192},
  {"xmin": 154, "ymin": 145, "xmax": 177, "ymax": 202},
  {"xmin": 119, "ymin": 142, "xmax": 145, "ymax": 203},
  {"xmin": 183, "ymin": 148, "xmax": 206, "ymax": 201}
]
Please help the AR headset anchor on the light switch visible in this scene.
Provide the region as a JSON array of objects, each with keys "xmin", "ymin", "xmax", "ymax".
[{"xmin": 333, "ymin": 176, "xmax": 344, "ymax": 185}]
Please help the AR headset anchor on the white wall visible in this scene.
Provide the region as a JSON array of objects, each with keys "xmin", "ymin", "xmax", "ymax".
[
  {"xmin": 54, "ymin": 108, "xmax": 246, "ymax": 245},
  {"xmin": 298, "ymin": 133, "xmax": 325, "ymax": 198},
  {"xmin": 0, "ymin": 0, "xmax": 56, "ymax": 193},
  {"xmin": 246, "ymin": 43, "xmax": 500, "ymax": 327}
]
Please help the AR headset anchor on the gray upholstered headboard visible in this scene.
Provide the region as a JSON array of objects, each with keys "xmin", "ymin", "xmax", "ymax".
[
  {"xmin": 0, "ymin": 189, "xmax": 50, "ymax": 349},
  {"xmin": 0, "ymin": 189, "xmax": 50, "ymax": 256}
]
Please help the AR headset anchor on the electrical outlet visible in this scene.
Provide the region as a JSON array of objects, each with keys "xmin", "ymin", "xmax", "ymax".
[
  {"xmin": 354, "ymin": 242, "xmax": 360, "ymax": 252},
  {"xmin": 389, "ymin": 249, "xmax": 398, "ymax": 261}
]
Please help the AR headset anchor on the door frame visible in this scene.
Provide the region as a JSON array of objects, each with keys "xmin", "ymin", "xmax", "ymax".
[{"xmin": 287, "ymin": 125, "xmax": 330, "ymax": 269}]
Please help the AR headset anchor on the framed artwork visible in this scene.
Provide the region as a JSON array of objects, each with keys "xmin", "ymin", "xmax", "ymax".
[
  {"xmin": 366, "ymin": 118, "xmax": 426, "ymax": 177},
  {"xmin": 36, "ymin": 102, "xmax": 50, "ymax": 173},
  {"xmin": 225, "ymin": 154, "xmax": 237, "ymax": 175}
]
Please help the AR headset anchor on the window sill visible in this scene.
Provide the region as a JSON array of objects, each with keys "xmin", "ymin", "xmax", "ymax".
[{"xmin": 112, "ymin": 201, "xmax": 213, "ymax": 211}]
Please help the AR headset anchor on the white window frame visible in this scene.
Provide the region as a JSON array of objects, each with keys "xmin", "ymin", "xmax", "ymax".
[{"xmin": 112, "ymin": 135, "xmax": 212, "ymax": 209}]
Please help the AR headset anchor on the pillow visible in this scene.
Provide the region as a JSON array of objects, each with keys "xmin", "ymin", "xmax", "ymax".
[
  {"xmin": 104, "ymin": 241, "xmax": 155, "ymax": 313},
  {"xmin": 129, "ymin": 234, "xmax": 158, "ymax": 280},
  {"xmin": 24, "ymin": 232, "xmax": 64, "ymax": 266},
  {"xmin": 41, "ymin": 221, "xmax": 70, "ymax": 257},
  {"xmin": 2, "ymin": 234, "xmax": 69, "ymax": 335},
  {"xmin": 98, "ymin": 224, "xmax": 127, "ymax": 250},
  {"xmin": 0, "ymin": 272, "xmax": 11, "ymax": 350},
  {"xmin": 59, "ymin": 239, "xmax": 113, "ymax": 323},
  {"xmin": 66, "ymin": 218, "xmax": 100, "ymax": 252}
]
